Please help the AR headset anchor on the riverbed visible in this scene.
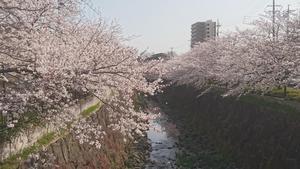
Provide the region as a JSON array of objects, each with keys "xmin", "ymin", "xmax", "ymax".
[{"xmin": 145, "ymin": 105, "xmax": 179, "ymax": 169}]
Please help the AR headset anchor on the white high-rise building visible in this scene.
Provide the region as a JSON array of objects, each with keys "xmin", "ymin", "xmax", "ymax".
[{"xmin": 191, "ymin": 20, "xmax": 216, "ymax": 48}]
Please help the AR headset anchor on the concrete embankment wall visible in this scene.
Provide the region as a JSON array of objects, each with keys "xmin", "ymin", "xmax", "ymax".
[
  {"xmin": 0, "ymin": 97, "xmax": 100, "ymax": 161},
  {"xmin": 16, "ymin": 104, "xmax": 148, "ymax": 169}
]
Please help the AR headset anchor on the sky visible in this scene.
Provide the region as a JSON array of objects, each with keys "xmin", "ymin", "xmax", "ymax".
[{"xmin": 87, "ymin": 0, "xmax": 299, "ymax": 54}]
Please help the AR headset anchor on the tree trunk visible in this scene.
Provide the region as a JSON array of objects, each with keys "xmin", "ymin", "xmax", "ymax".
[{"xmin": 283, "ymin": 86, "xmax": 287, "ymax": 98}]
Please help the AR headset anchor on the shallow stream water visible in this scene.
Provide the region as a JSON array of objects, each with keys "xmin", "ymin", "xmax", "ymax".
[{"xmin": 145, "ymin": 106, "xmax": 179, "ymax": 169}]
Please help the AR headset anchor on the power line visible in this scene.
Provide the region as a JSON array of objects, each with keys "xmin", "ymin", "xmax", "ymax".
[
  {"xmin": 244, "ymin": 0, "xmax": 269, "ymax": 16},
  {"xmin": 243, "ymin": 0, "xmax": 280, "ymax": 25}
]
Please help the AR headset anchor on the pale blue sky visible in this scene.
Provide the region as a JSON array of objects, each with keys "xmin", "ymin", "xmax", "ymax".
[{"xmin": 87, "ymin": 0, "xmax": 299, "ymax": 54}]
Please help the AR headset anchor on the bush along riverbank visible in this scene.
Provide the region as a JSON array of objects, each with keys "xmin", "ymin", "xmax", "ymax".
[{"xmin": 153, "ymin": 85, "xmax": 300, "ymax": 169}]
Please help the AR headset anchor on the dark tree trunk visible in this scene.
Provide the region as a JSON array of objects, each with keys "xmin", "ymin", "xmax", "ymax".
[{"xmin": 283, "ymin": 86, "xmax": 287, "ymax": 98}]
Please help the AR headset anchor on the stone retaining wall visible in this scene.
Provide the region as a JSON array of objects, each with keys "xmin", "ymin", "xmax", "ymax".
[{"xmin": 0, "ymin": 97, "xmax": 100, "ymax": 161}]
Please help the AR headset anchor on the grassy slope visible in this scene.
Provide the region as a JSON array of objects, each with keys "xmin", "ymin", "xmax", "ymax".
[{"xmin": 159, "ymin": 85, "xmax": 300, "ymax": 169}]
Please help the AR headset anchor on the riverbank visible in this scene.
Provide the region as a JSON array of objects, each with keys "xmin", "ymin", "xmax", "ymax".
[
  {"xmin": 0, "ymin": 105, "xmax": 150, "ymax": 169},
  {"xmin": 153, "ymin": 85, "xmax": 300, "ymax": 169}
]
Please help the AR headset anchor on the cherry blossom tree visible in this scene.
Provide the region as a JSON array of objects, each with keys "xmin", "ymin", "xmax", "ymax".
[
  {"xmin": 0, "ymin": 0, "xmax": 81, "ymax": 127},
  {"xmin": 163, "ymin": 11, "xmax": 300, "ymax": 97},
  {"xmin": 0, "ymin": 0, "xmax": 162, "ymax": 148}
]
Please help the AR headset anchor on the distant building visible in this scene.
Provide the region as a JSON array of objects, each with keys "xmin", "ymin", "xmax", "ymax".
[
  {"xmin": 144, "ymin": 53, "xmax": 171, "ymax": 62},
  {"xmin": 191, "ymin": 20, "xmax": 216, "ymax": 48}
]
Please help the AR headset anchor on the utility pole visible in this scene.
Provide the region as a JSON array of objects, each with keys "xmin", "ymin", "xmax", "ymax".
[
  {"xmin": 266, "ymin": 0, "xmax": 282, "ymax": 41},
  {"xmin": 286, "ymin": 5, "xmax": 291, "ymax": 38},
  {"xmin": 284, "ymin": 5, "xmax": 290, "ymax": 97},
  {"xmin": 285, "ymin": 5, "xmax": 297, "ymax": 41},
  {"xmin": 1, "ymin": 64, "xmax": 6, "ymax": 125},
  {"xmin": 1, "ymin": 64, "xmax": 5, "ymax": 93},
  {"xmin": 272, "ymin": 0, "xmax": 276, "ymax": 42},
  {"xmin": 170, "ymin": 47, "xmax": 174, "ymax": 57}
]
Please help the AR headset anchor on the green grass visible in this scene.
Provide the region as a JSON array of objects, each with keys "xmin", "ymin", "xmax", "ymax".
[
  {"xmin": 0, "ymin": 116, "xmax": 3, "ymax": 125},
  {"xmin": 176, "ymin": 152, "xmax": 194, "ymax": 168},
  {"xmin": 240, "ymin": 95, "xmax": 297, "ymax": 113},
  {"xmin": 176, "ymin": 151, "xmax": 235, "ymax": 169},
  {"xmin": 270, "ymin": 87, "xmax": 300, "ymax": 101},
  {"xmin": 36, "ymin": 132, "xmax": 56, "ymax": 146},
  {"xmin": 0, "ymin": 132, "xmax": 56, "ymax": 169},
  {"xmin": 80, "ymin": 102, "xmax": 102, "ymax": 118}
]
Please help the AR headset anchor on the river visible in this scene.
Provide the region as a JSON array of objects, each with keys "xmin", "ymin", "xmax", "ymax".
[{"xmin": 145, "ymin": 105, "xmax": 179, "ymax": 169}]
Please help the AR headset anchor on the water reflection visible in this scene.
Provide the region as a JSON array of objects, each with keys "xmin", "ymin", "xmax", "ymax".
[{"xmin": 145, "ymin": 107, "xmax": 179, "ymax": 169}]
